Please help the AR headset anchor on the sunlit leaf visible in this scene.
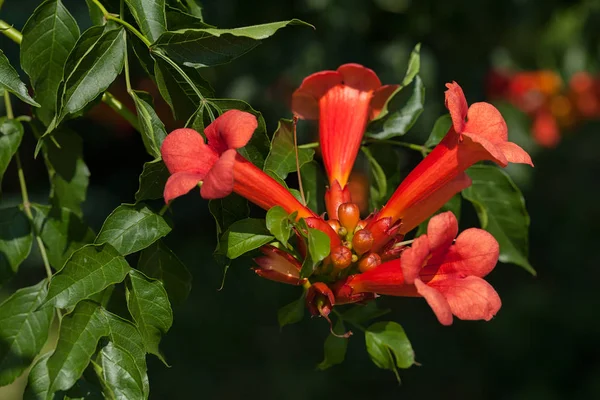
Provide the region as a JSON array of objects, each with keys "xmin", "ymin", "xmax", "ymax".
[
  {"xmin": 43, "ymin": 243, "xmax": 130, "ymax": 309},
  {"xmin": 23, "ymin": 352, "xmax": 52, "ymax": 400},
  {"xmin": 95, "ymin": 342, "xmax": 145, "ymax": 400},
  {"xmin": 462, "ymin": 164, "xmax": 535, "ymax": 274},
  {"xmin": 265, "ymin": 206, "xmax": 292, "ymax": 247},
  {"xmin": 264, "ymin": 119, "xmax": 314, "ymax": 181},
  {"xmin": 0, "ymin": 280, "xmax": 54, "ymax": 386},
  {"xmin": 125, "ymin": 0, "xmax": 167, "ymax": 43},
  {"xmin": 0, "ymin": 50, "xmax": 39, "ymax": 107},
  {"xmin": 95, "ymin": 203, "xmax": 171, "ymax": 256},
  {"xmin": 137, "ymin": 240, "xmax": 192, "ymax": 305},
  {"xmin": 219, "ymin": 218, "xmax": 273, "ymax": 259},
  {"xmin": 21, "ymin": 0, "xmax": 79, "ymax": 124},
  {"xmin": 152, "ymin": 19, "xmax": 313, "ymax": 68},
  {"xmin": 366, "ymin": 76, "xmax": 425, "ymax": 140},
  {"xmin": 0, "ymin": 206, "xmax": 33, "ymax": 286},
  {"xmin": 365, "ymin": 321, "xmax": 415, "ymax": 382},
  {"xmin": 130, "ymin": 90, "xmax": 167, "ymax": 159},
  {"xmin": 125, "ymin": 270, "xmax": 173, "ymax": 364},
  {"xmin": 299, "ymin": 228, "xmax": 330, "ymax": 279}
]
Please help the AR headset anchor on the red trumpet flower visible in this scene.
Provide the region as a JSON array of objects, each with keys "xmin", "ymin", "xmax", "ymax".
[
  {"xmin": 161, "ymin": 110, "xmax": 316, "ymax": 219},
  {"xmin": 341, "ymin": 212, "xmax": 501, "ymax": 325},
  {"xmin": 376, "ymin": 82, "xmax": 533, "ymax": 233},
  {"xmin": 253, "ymin": 245, "xmax": 305, "ymax": 286},
  {"xmin": 292, "ymin": 64, "xmax": 398, "ymax": 189}
]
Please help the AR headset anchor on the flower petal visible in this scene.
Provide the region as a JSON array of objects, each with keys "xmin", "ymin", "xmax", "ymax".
[
  {"xmin": 445, "ymin": 81, "xmax": 468, "ymax": 133},
  {"xmin": 163, "ymin": 172, "xmax": 204, "ymax": 203},
  {"xmin": 161, "ymin": 128, "xmax": 217, "ymax": 175},
  {"xmin": 205, "ymin": 110, "xmax": 258, "ymax": 153},
  {"xmin": 427, "ymin": 211, "xmax": 458, "ymax": 254},
  {"xmin": 292, "ymin": 71, "xmax": 343, "ymax": 120},
  {"xmin": 495, "ymin": 141, "xmax": 534, "ymax": 166},
  {"xmin": 414, "ymin": 278, "xmax": 453, "ymax": 325},
  {"xmin": 440, "ymin": 228, "xmax": 500, "ymax": 278},
  {"xmin": 200, "ymin": 149, "xmax": 236, "ymax": 199},
  {"xmin": 463, "ymin": 102, "xmax": 508, "ymax": 143},
  {"xmin": 369, "ymin": 84, "xmax": 399, "ymax": 120},
  {"xmin": 337, "ymin": 63, "xmax": 382, "ymax": 92},
  {"xmin": 429, "ymin": 276, "xmax": 501, "ymax": 322},
  {"xmin": 461, "ymin": 132, "xmax": 508, "ymax": 167},
  {"xmin": 400, "ymin": 235, "xmax": 429, "ymax": 284}
]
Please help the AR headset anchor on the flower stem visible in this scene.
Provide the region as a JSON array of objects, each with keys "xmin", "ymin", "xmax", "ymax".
[
  {"xmin": 101, "ymin": 92, "xmax": 140, "ymax": 131},
  {"xmin": 4, "ymin": 91, "xmax": 53, "ymax": 281},
  {"xmin": 297, "ymin": 142, "xmax": 319, "ymax": 149}
]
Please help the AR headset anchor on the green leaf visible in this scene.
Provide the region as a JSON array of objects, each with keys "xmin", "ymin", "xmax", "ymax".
[
  {"xmin": 125, "ymin": 270, "xmax": 173, "ymax": 363},
  {"xmin": 95, "ymin": 342, "xmax": 145, "ymax": 400},
  {"xmin": 21, "ymin": 0, "xmax": 80, "ymax": 124},
  {"xmin": 371, "ymin": 43, "xmax": 420, "ymax": 121},
  {"xmin": 415, "ymin": 194, "xmax": 462, "ymax": 237},
  {"xmin": 317, "ymin": 319, "xmax": 347, "ymax": 370},
  {"xmin": 424, "ymin": 114, "xmax": 452, "ymax": 148},
  {"xmin": 166, "ymin": 4, "xmax": 213, "ymax": 30},
  {"xmin": 152, "ymin": 19, "xmax": 313, "ymax": 68},
  {"xmin": 462, "ymin": 164, "xmax": 535, "ymax": 274},
  {"xmin": 366, "ymin": 75, "xmax": 425, "ymax": 140},
  {"xmin": 208, "ymin": 194, "xmax": 250, "ymax": 235},
  {"xmin": 102, "ymin": 310, "xmax": 149, "ymax": 397},
  {"xmin": 125, "ymin": 0, "xmax": 167, "ymax": 43},
  {"xmin": 362, "ymin": 146, "xmax": 387, "ymax": 208},
  {"xmin": 85, "ymin": 0, "xmax": 105, "ymax": 25},
  {"xmin": 300, "ymin": 161, "xmax": 325, "ymax": 214},
  {"xmin": 277, "ymin": 292, "xmax": 305, "ymax": 328},
  {"xmin": 42, "ymin": 129, "xmax": 90, "ymax": 215},
  {"xmin": 264, "ymin": 119, "xmax": 314, "ymax": 181},
  {"xmin": 183, "ymin": 0, "xmax": 204, "ymax": 18},
  {"xmin": 265, "ymin": 206, "xmax": 292, "ymax": 247},
  {"xmin": 0, "ymin": 118, "xmax": 24, "ymax": 188},
  {"xmin": 95, "ymin": 203, "xmax": 172, "ymax": 256},
  {"xmin": 300, "ymin": 228, "xmax": 330, "ymax": 279},
  {"xmin": 58, "ymin": 26, "xmax": 126, "ymax": 121},
  {"xmin": 44, "ymin": 301, "xmax": 109, "ymax": 394},
  {"xmin": 43, "ymin": 243, "xmax": 131, "ymax": 309},
  {"xmin": 23, "ymin": 352, "xmax": 52, "ymax": 400},
  {"xmin": 0, "ymin": 50, "xmax": 40, "ymax": 107},
  {"xmin": 135, "ymin": 160, "xmax": 170, "ymax": 202},
  {"xmin": 0, "ymin": 280, "xmax": 54, "ymax": 386},
  {"xmin": 130, "ymin": 90, "xmax": 167, "ymax": 159},
  {"xmin": 0, "ymin": 206, "xmax": 33, "ymax": 286},
  {"xmin": 154, "ymin": 56, "xmax": 214, "ymax": 121},
  {"xmin": 365, "ymin": 321, "xmax": 415, "ymax": 382},
  {"xmin": 206, "ymin": 99, "xmax": 270, "ymax": 168},
  {"xmin": 137, "ymin": 240, "xmax": 192, "ymax": 305},
  {"xmin": 31, "ymin": 204, "xmax": 95, "ymax": 270},
  {"xmin": 219, "ymin": 218, "xmax": 273, "ymax": 259}
]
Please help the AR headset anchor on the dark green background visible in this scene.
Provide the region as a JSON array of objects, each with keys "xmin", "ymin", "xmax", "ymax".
[{"xmin": 1, "ymin": 0, "xmax": 600, "ymax": 398}]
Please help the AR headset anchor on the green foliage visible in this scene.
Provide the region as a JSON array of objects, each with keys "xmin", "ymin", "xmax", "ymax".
[
  {"xmin": 365, "ymin": 321, "xmax": 415, "ymax": 382},
  {"xmin": 95, "ymin": 342, "xmax": 146, "ymax": 399},
  {"xmin": 277, "ymin": 291, "xmax": 306, "ymax": 328},
  {"xmin": 125, "ymin": 270, "xmax": 173, "ymax": 364},
  {"xmin": 299, "ymin": 227, "xmax": 330, "ymax": 279},
  {"xmin": 0, "ymin": 280, "xmax": 54, "ymax": 386},
  {"xmin": 131, "ymin": 90, "xmax": 168, "ymax": 159},
  {"xmin": 462, "ymin": 164, "xmax": 535, "ymax": 274},
  {"xmin": 20, "ymin": 0, "xmax": 79, "ymax": 124},
  {"xmin": 0, "ymin": 118, "xmax": 24, "ymax": 187},
  {"xmin": 266, "ymin": 206, "xmax": 293, "ymax": 246},
  {"xmin": 264, "ymin": 119, "xmax": 314, "ymax": 181},
  {"xmin": 317, "ymin": 319, "xmax": 348, "ymax": 370},
  {"xmin": 424, "ymin": 113, "xmax": 452, "ymax": 148},
  {"xmin": 0, "ymin": 50, "xmax": 40, "ymax": 107},
  {"xmin": 95, "ymin": 203, "xmax": 172, "ymax": 256},
  {"xmin": 219, "ymin": 218, "xmax": 274, "ymax": 259},
  {"xmin": 362, "ymin": 146, "xmax": 388, "ymax": 209},
  {"xmin": 135, "ymin": 160, "xmax": 170, "ymax": 202},
  {"xmin": 125, "ymin": 0, "xmax": 167, "ymax": 43},
  {"xmin": 0, "ymin": 206, "xmax": 33, "ymax": 285}
]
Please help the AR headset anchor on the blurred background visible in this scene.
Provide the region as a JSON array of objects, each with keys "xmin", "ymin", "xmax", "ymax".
[{"xmin": 2, "ymin": 0, "xmax": 600, "ymax": 398}]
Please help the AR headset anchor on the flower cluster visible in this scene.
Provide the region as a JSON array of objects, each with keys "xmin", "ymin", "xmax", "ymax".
[
  {"xmin": 161, "ymin": 64, "xmax": 532, "ymax": 328},
  {"xmin": 487, "ymin": 69, "xmax": 600, "ymax": 147}
]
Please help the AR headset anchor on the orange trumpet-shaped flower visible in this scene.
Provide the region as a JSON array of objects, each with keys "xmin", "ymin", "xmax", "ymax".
[
  {"xmin": 161, "ymin": 110, "xmax": 316, "ymax": 219},
  {"xmin": 340, "ymin": 212, "xmax": 501, "ymax": 325},
  {"xmin": 292, "ymin": 64, "xmax": 398, "ymax": 188},
  {"xmin": 376, "ymin": 82, "xmax": 533, "ymax": 232}
]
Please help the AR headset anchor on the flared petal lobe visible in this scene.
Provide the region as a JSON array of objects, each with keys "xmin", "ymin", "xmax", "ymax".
[{"xmin": 292, "ymin": 64, "xmax": 398, "ymax": 188}]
